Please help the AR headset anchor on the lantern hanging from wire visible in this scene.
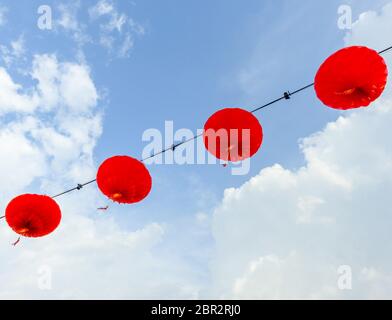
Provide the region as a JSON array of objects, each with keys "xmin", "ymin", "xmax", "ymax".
[
  {"xmin": 96, "ymin": 155, "xmax": 152, "ymax": 204},
  {"xmin": 5, "ymin": 194, "xmax": 62, "ymax": 238},
  {"xmin": 203, "ymin": 108, "xmax": 263, "ymax": 162},
  {"xmin": 314, "ymin": 46, "xmax": 388, "ymax": 110}
]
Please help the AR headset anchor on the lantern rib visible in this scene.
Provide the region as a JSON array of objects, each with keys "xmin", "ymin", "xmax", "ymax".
[{"xmin": 48, "ymin": 45, "xmax": 392, "ymax": 200}]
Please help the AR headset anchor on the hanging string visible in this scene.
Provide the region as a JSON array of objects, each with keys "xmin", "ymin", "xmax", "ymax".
[{"xmin": 50, "ymin": 45, "xmax": 392, "ymax": 199}]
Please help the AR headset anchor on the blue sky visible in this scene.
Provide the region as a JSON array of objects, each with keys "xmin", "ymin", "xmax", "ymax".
[{"xmin": 1, "ymin": 0, "xmax": 392, "ymax": 298}]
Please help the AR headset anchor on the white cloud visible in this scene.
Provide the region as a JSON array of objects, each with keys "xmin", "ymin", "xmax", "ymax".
[
  {"xmin": 56, "ymin": 1, "xmax": 91, "ymax": 47},
  {"xmin": 0, "ymin": 53, "xmax": 98, "ymax": 117},
  {"xmin": 0, "ymin": 207, "xmax": 171, "ymax": 299},
  {"xmin": 59, "ymin": 62, "xmax": 99, "ymax": 113},
  {"xmin": 58, "ymin": 3, "xmax": 79, "ymax": 31},
  {"xmin": 0, "ymin": 68, "xmax": 40, "ymax": 113},
  {"xmin": 55, "ymin": 0, "xmax": 144, "ymax": 59},
  {"xmin": 118, "ymin": 33, "xmax": 134, "ymax": 58},
  {"xmin": 31, "ymin": 54, "xmax": 98, "ymax": 113},
  {"xmin": 88, "ymin": 0, "xmax": 144, "ymax": 58},
  {"xmin": 10, "ymin": 35, "xmax": 25, "ymax": 58},
  {"xmin": 345, "ymin": 2, "xmax": 392, "ymax": 51},
  {"xmin": 232, "ymin": 253, "xmax": 339, "ymax": 299},
  {"xmin": 1, "ymin": 35, "xmax": 26, "ymax": 66},
  {"xmin": 0, "ymin": 117, "xmax": 46, "ymax": 195},
  {"xmin": 88, "ymin": 0, "xmax": 114, "ymax": 18},
  {"xmin": 210, "ymin": 3, "xmax": 392, "ymax": 299},
  {"xmin": 0, "ymin": 51, "xmax": 199, "ymax": 299},
  {"xmin": 0, "ymin": 53, "xmax": 101, "ymax": 202},
  {"xmin": 105, "ymin": 12, "xmax": 127, "ymax": 33}
]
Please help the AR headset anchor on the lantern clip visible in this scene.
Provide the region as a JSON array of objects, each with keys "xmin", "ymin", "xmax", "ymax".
[
  {"xmin": 171, "ymin": 143, "xmax": 181, "ymax": 152},
  {"xmin": 284, "ymin": 91, "xmax": 291, "ymax": 100},
  {"xmin": 76, "ymin": 184, "xmax": 83, "ymax": 190}
]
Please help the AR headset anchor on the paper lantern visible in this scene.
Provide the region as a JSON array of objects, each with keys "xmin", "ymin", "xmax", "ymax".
[
  {"xmin": 5, "ymin": 194, "xmax": 61, "ymax": 238},
  {"xmin": 315, "ymin": 46, "xmax": 388, "ymax": 110},
  {"xmin": 203, "ymin": 108, "xmax": 263, "ymax": 162},
  {"xmin": 96, "ymin": 156, "xmax": 152, "ymax": 204}
]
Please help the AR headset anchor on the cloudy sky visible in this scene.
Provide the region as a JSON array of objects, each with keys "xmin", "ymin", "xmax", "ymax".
[{"xmin": 0, "ymin": 0, "xmax": 391, "ymax": 299}]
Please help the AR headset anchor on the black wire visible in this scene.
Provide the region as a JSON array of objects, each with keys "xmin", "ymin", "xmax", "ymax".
[
  {"xmin": 0, "ymin": 216, "xmax": 4, "ymax": 220},
  {"xmin": 52, "ymin": 179, "xmax": 96, "ymax": 199},
  {"xmin": 378, "ymin": 45, "xmax": 392, "ymax": 55},
  {"xmin": 140, "ymin": 133, "xmax": 204, "ymax": 162},
  {"xmin": 250, "ymin": 83, "xmax": 315, "ymax": 113},
  {"xmin": 50, "ymin": 44, "xmax": 392, "ymax": 199}
]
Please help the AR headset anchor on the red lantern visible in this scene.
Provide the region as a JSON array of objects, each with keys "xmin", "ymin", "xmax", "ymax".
[
  {"xmin": 315, "ymin": 46, "xmax": 388, "ymax": 110},
  {"xmin": 5, "ymin": 194, "xmax": 62, "ymax": 238},
  {"xmin": 203, "ymin": 108, "xmax": 263, "ymax": 162},
  {"xmin": 96, "ymin": 156, "xmax": 152, "ymax": 204}
]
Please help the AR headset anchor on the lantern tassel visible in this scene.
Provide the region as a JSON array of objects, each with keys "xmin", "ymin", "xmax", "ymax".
[{"xmin": 12, "ymin": 237, "xmax": 21, "ymax": 246}]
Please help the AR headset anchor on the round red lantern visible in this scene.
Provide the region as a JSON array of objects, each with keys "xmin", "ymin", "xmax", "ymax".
[
  {"xmin": 5, "ymin": 194, "xmax": 62, "ymax": 238},
  {"xmin": 96, "ymin": 156, "xmax": 152, "ymax": 204},
  {"xmin": 314, "ymin": 46, "xmax": 388, "ymax": 110},
  {"xmin": 203, "ymin": 108, "xmax": 263, "ymax": 162}
]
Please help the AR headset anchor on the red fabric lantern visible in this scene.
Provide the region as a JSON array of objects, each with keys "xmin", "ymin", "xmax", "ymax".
[
  {"xmin": 5, "ymin": 194, "xmax": 61, "ymax": 238},
  {"xmin": 315, "ymin": 46, "xmax": 388, "ymax": 110},
  {"xmin": 96, "ymin": 156, "xmax": 152, "ymax": 204},
  {"xmin": 203, "ymin": 108, "xmax": 263, "ymax": 162}
]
